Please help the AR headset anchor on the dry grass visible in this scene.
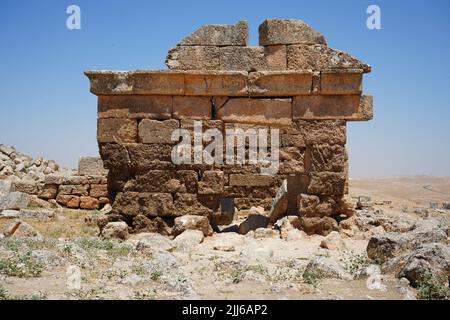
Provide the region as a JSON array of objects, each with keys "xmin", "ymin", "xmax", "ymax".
[{"xmin": 0, "ymin": 209, "xmax": 98, "ymax": 239}]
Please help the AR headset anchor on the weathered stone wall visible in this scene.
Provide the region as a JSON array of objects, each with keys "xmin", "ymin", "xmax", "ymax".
[
  {"xmin": 13, "ymin": 156, "xmax": 109, "ymax": 210},
  {"xmin": 85, "ymin": 19, "xmax": 373, "ymax": 235}
]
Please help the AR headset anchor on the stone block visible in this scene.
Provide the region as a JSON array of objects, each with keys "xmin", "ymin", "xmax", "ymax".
[
  {"xmin": 13, "ymin": 181, "xmax": 38, "ymax": 195},
  {"xmin": 293, "ymin": 95, "xmax": 362, "ymax": 120},
  {"xmin": 279, "ymin": 147, "xmax": 305, "ymax": 174},
  {"xmin": 97, "ymin": 118, "xmax": 138, "ymax": 143},
  {"xmin": 173, "ymin": 193, "xmax": 212, "ymax": 217},
  {"xmin": 56, "ymin": 195, "xmax": 80, "ymax": 208},
  {"xmin": 0, "ymin": 192, "xmax": 29, "ymax": 210},
  {"xmin": 287, "ymin": 45, "xmax": 370, "ymax": 72},
  {"xmin": 172, "ymin": 96, "xmax": 212, "ymax": 120},
  {"xmin": 308, "ymin": 172, "xmax": 346, "ymax": 196},
  {"xmin": 114, "ymin": 192, "xmax": 173, "ymax": 217},
  {"xmin": 138, "ymin": 119, "xmax": 179, "ymax": 144},
  {"xmin": 296, "ymin": 120, "xmax": 346, "ymax": 145},
  {"xmin": 215, "ymin": 98, "xmax": 292, "ymax": 126},
  {"xmin": 58, "ymin": 184, "xmax": 89, "ymax": 196},
  {"xmin": 259, "ymin": 19, "xmax": 327, "ymax": 45},
  {"xmin": 268, "ymin": 179, "xmax": 288, "ymax": 223},
  {"xmin": 80, "ymin": 196, "xmax": 100, "ymax": 210},
  {"xmin": 248, "ymin": 71, "xmax": 312, "ymax": 96},
  {"xmin": 310, "ymin": 144, "xmax": 346, "ymax": 172},
  {"xmin": 85, "ymin": 71, "xmax": 185, "ymax": 95},
  {"xmin": 184, "ymin": 71, "xmax": 248, "ymax": 96},
  {"xmin": 78, "ymin": 156, "xmax": 108, "ymax": 176},
  {"xmin": 90, "ymin": 184, "xmax": 108, "ymax": 198},
  {"xmin": 179, "ymin": 20, "xmax": 248, "ymax": 46},
  {"xmin": 220, "ymin": 45, "xmax": 287, "ymax": 71},
  {"xmin": 166, "ymin": 46, "xmax": 220, "ymax": 70},
  {"xmin": 287, "ymin": 175, "xmax": 310, "ymax": 214},
  {"xmin": 98, "ymin": 95, "xmax": 172, "ymax": 120},
  {"xmin": 198, "ymin": 171, "xmax": 224, "ymax": 195},
  {"xmin": 38, "ymin": 184, "xmax": 58, "ymax": 200},
  {"xmin": 320, "ymin": 72, "xmax": 362, "ymax": 94},
  {"xmin": 229, "ymin": 174, "xmax": 275, "ymax": 187}
]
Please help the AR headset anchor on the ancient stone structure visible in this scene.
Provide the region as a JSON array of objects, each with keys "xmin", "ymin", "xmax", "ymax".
[{"xmin": 85, "ymin": 19, "xmax": 373, "ymax": 234}]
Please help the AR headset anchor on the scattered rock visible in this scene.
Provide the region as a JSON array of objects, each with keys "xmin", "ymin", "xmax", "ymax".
[
  {"xmin": 365, "ymin": 265, "xmax": 387, "ymax": 291},
  {"xmin": 240, "ymin": 247, "xmax": 274, "ymax": 262},
  {"xmin": 0, "ymin": 191, "xmax": 29, "ymax": 210},
  {"xmin": 238, "ymin": 214, "xmax": 270, "ymax": 235},
  {"xmin": 254, "ymin": 227, "xmax": 278, "ymax": 239},
  {"xmin": 398, "ymin": 243, "xmax": 450, "ymax": 287},
  {"xmin": 268, "ymin": 179, "xmax": 288, "ymax": 223},
  {"xmin": 320, "ymin": 231, "xmax": 347, "ymax": 250},
  {"xmin": 3, "ymin": 219, "xmax": 42, "ymax": 238},
  {"xmin": 304, "ymin": 257, "xmax": 351, "ymax": 280},
  {"xmin": 0, "ymin": 209, "xmax": 20, "ymax": 219},
  {"xmin": 300, "ymin": 216, "xmax": 338, "ymax": 236},
  {"xmin": 356, "ymin": 196, "xmax": 373, "ymax": 209},
  {"xmin": 173, "ymin": 230, "xmax": 204, "ymax": 251},
  {"xmin": 173, "ymin": 215, "xmax": 213, "ymax": 237},
  {"xmin": 135, "ymin": 233, "xmax": 174, "ymax": 252},
  {"xmin": 102, "ymin": 221, "xmax": 129, "ymax": 240}
]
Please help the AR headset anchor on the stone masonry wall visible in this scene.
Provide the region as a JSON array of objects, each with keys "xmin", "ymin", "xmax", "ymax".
[{"xmin": 85, "ymin": 19, "xmax": 373, "ymax": 235}]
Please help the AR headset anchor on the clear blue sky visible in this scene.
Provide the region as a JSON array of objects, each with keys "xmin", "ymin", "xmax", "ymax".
[{"xmin": 1, "ymin": 0, "xmax": 449, "ymax": 177}]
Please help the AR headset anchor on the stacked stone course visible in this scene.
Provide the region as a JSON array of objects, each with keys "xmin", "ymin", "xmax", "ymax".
[{"xmin": 86, "ymin": 19, "xmax": 373, "ymax": 234}]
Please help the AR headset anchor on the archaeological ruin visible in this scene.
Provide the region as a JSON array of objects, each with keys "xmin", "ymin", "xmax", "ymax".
[{"xmin": 85, "ymin": 19, "xmax": 373, "ymax": 235}]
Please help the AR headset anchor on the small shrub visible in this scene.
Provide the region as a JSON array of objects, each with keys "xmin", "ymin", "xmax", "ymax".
[
  {"xmin": 0, "ymin": 252, "xmax": 44, "ymax": 278},
  {"xmin": 302, "ymin": 270, "xmax": 323, "ymax": 287},
  {"xmin": 342, "ymin": 251, "xmax": 370, "ymax": 277},
  {"xmin": 150, "ymin": 271, "xmax": 162, "ymax": 281},
  {"xmin": 417, "ymin": 271, "xmax": 450, "ymax": 300},
  {"xmin": 0, "ymin": 286, "xmax": 9, "ymax": 300}
]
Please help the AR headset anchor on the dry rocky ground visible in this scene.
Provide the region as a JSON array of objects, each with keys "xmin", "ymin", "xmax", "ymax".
[
  {"xmin": 0, "ymin": 144, "xmax": 449, "ymax": 300},
  {"xmin": 0, "ymin": 176, "xmax": 449, "ymax": 300}
]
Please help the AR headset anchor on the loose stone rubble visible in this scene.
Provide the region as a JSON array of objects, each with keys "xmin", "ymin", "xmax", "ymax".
[
  {"xmin": 0, "ymin": 144, "xmax": 109, "ymax": 210},
  {"xmin": 85, "ymin": 19, "xmax": 373, "ymax": 235}
]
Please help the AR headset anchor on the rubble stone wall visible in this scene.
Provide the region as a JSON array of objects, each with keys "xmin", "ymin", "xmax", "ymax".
[{"xmin": 85, "ymin": 19, "xmax": 373, "ymax": 234}]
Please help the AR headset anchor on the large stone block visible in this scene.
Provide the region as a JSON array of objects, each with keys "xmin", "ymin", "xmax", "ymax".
[
  {"xmin": 184, "ymin": 71, "xmax": 248, "ymax": 96},
  {"xmin": 179, "ymin": 20, "xmax": 248, "ymax": 46},
  {"xmin": 80, "ymin": 196, "xmax": 99, "ymax": 210},
  {"xmin": 198, "ymin": 171, "xmax": 224, "ymax": 195},
  {"xmin": 114, "ymin": 192, "xmax": 173, "ymax": 217},
  {"xmin": 97, "ymin": 118, "xmax": 138, "ymax": 143},
  {"xmin": 229, "ymin": 174, "xmax": 275, "ymax": 187},
  {"xmin": 308, "ymin": 172, "xmax": 346, "ymax": 196},
  {"xmin": 138, "ymin": 119, "xmax": 179, "ymax": 144},
  {"xmin": 85, "ymin": 71, "xmax": 185, "ymax": 95},
  {"xmin": 78, "ymin": 156, "xmax": 108, "ymax": 176},
  {"xmin": 126, "ymin": 143, "xmax": 174, "ymax": 171},
  {"xmin": 296, "ymin": 120, "xmax": 346, "ymax": 145},
  {"xmin": 172, "ymin": 96, "xmax": 212, "ymax": 120},
  {"xmin": 248, "ymin": 71, "xmax": 312, "ymax": 96},
  {"xmin": 90, "ymin": 184, "xmax": 108, "ymax": 198},
  {"xmin": 279, "ymin": 147, "xmax": 305, "ymax": 174},
  {"xmin": 320, "ymin": 71, "xmax": 363, "ymax": 94},
  {"xmin": 219, "ymin": 46, "xmax": 286, "ymax": 71},
  {"xmin": 287, "ymin": 45, "xmax": 370, "ymax": 72},
  {"xmin": 98, "ymin": 95, "xmax": 172, "ymax": 119},
  {"xmin": 310, "ymin": 144, "xmax": 346, "ymax": 172},
  {"xmin": 293, "ymin": 95, "xmax": 362, "ymax": 120},
  {"xmin": 173, "ymin": 193, "xmax": 212, "ymax": 216},
  {"xmin": 259, "ymin": 19, "xmax": 327, "ymax": 45},
  {"xmin": 99, "ymin": 143, "xmax": 131, "ymax": 169},
  {"xmin": 56, "ymin": 195, "xmax": 80, "ymax": 208},
  {"xmin": 215, "ymin": 98, "xmax": 292, "ymax": 126},
  {"xmin": 166, "ymin": 46, "xmax": 220, "ymax": 70}
]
